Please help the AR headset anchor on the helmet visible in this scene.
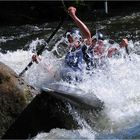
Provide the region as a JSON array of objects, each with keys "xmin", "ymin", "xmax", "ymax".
[
  {"xmin": 97, "ymin": 31, "xmax": 104, "ymax": 40},
  {"xmin": 92, "ymin": 31, "xmax": 105, "ymax": 41},
  {"xmin": 65, "ymin": 28, "xmax": 82, "ymax": 42}
]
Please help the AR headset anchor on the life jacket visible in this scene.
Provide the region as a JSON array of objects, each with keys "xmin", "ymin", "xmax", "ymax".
[
  {"xmin": 82, "ymin": 45, "xmax": 94, "ymax": 70},
  {"xmin": 65, "ymin": 46, "xmax": 83, "ymax": 71}
]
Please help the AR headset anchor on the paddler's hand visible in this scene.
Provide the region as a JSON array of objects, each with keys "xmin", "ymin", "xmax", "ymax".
[
  {"xmin": 68, "ymin": 6, "xmax": 76, "ymax": 17},
  {"xmin": 120, "ymin": 38, "xmax": 128, "ymax": 48},
  {"xmin": 32, "ymin": 54, "xmax": 39, "ymax": 64}
]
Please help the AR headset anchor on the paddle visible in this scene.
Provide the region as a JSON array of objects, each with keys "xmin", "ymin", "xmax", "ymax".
[{"xmin": 19, "ymin": 18, "xmax": 64, "ymax": 77}]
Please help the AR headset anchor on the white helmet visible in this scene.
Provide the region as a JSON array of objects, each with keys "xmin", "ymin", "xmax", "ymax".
[{"xmin": 65, "ymin": 28, "xmax": 82, "ymax": 42}]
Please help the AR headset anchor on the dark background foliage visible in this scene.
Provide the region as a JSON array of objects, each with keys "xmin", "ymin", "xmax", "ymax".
[{"xmin": 0, "ymin": 1, "xmax": 140, "ymax": 25}]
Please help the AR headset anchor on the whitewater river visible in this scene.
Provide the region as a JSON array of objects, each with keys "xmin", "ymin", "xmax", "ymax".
[{"xmin": 0, "ymin": 12, "xmax": 140, "ymax": 139}]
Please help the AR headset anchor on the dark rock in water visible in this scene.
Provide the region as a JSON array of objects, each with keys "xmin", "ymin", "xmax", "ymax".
[
  {"xmin": 2, "ymin": 91, "xmax": 79, "ymax": 139},
  {"xmin": 0, "ymin": 62, "xmax": 39, "ymax": 138}
]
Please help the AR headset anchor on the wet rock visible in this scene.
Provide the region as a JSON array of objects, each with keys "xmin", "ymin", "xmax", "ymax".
[
  {"xmin": 2, "ymin": 91, "xmax": 79, "ymax": 139},
  {"xmin": 0, "ymin": 62, "xmax": 39, "ymax": 138}
]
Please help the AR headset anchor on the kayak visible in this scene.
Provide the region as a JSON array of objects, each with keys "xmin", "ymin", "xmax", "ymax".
[{"xmin": 42, "ymin": 83, "xmax": 104, "ymax": 110}]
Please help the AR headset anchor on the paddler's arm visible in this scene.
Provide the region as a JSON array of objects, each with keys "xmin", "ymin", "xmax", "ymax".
[
  {"xmin": 119, "ymin": 38, "xmax": 129, "ymax": 55},
  {"xmin": 107, "ymin": 38, "xmax": 129, "ymax": 58},
  {"xmin": 68, "ymin": 6, "xmax": 92, "ymax": 45}
]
